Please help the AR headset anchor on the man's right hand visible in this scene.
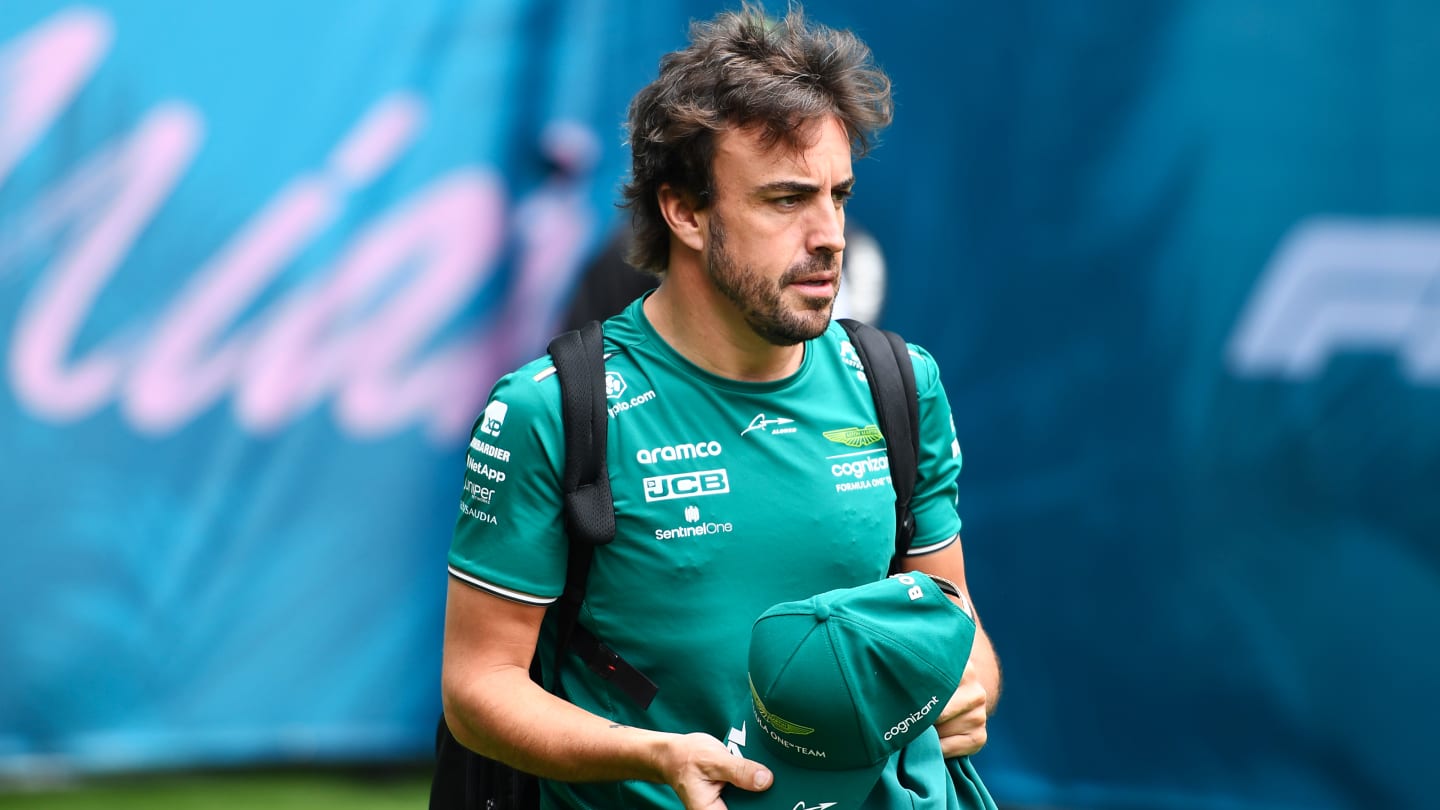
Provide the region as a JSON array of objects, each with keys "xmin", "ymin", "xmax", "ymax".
[{"xmin": 661, "ymin": 732, "xmax": 772, "ymax": 809}]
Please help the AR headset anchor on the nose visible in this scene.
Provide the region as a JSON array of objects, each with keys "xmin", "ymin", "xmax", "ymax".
[{"xmin": 808, "ymin": 198, "xmax": 846, "ymax": 256}]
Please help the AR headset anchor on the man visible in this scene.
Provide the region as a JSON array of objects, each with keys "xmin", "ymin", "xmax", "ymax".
[{"xmin": 441, "ymin": 6, "xmax": 1000, "ymax": 808}]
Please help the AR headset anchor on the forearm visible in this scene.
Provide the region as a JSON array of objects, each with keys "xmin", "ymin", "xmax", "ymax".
[
  {"xmin": 442, "ymin": 664, "xmax": 673, "ymax": 783},
  {"xmin": 968, "ymin": 620, "xmax": 1002, "ymax": 714}
]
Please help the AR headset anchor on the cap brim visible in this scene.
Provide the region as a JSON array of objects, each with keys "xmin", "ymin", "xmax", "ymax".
[{"xmin": 722, "ymin": 719, "xmax": 887, "ymax": 810}]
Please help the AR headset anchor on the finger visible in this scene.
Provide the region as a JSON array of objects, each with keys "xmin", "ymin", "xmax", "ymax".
[
  {"xmin": 938, "ymin": 726, "xmax": 988, "ymax": 758},
  {"xmin": 721, "ymin": 757, "xmax": 773, "ymax": 793},
  {"xmin": 940, "ymin": 685, "xmax": 987, "ymax": 721}
]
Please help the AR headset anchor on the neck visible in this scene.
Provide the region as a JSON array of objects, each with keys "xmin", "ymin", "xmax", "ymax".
[{"xmin": 643, "ymin": 271, "xmax": 806, "ymax": 382}]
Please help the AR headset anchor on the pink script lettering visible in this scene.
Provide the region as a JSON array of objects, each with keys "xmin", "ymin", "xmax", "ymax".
[{"xmin": 1, "ymin": 9, "xmax": 597, "ymax": 444}]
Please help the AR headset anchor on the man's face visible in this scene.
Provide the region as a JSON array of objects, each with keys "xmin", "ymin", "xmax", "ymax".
[{"xmin": 702, "ymin": 116, "xmax": 854, "ymax": 346}]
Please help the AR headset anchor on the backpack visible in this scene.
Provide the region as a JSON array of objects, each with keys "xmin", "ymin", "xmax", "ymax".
[{"xmin": 429, "ymin": 318, "xmax": 919, "ymax": 810}]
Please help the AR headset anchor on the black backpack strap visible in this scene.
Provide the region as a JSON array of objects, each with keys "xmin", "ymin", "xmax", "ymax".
[
  {"xmin": 838, "ymin": 318, "xmax": 920, "ymax": 574},
  {"xmin": 546, "ymin": 321, "xmax": 658, "ymax": 709}
]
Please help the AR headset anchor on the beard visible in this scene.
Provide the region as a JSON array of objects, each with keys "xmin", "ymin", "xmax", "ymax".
[{"xmin": 704, "ymin": 215, "xmax": 840, "ymax": 346}]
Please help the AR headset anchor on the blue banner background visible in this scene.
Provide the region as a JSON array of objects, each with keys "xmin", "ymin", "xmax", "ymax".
[{"xmin": 3, "ymin": 3, "xmax": 1437, "ymax": 809}]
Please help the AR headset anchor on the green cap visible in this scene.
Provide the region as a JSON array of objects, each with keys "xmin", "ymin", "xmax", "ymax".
[{"xmin": 725, "ymin": 573, "xmax": 976, "ymax": 809}]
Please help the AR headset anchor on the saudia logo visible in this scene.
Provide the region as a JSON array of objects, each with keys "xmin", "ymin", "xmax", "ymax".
[
  {"xmin": 635, "ymin": 440, "xmax": 722, "ymax": 464},
  {"xmin": 823, "ymin": 425, "xmax": 883, "ymax": 448}
]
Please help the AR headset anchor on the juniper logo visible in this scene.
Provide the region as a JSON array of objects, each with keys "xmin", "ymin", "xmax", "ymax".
[{"xmin": 823, "ymin": 425, "xmax": 882, "ymax": 448}]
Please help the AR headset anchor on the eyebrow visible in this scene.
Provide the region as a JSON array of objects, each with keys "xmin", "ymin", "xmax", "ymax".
[{"xmin": 756, "ymin": 177, "xmax": 856, "ymax": 196}]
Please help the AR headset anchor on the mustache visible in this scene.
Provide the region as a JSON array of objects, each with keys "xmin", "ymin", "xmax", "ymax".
[{"xmin": 778, "ymin": 250, "xmax": 839, "ymax": 285}]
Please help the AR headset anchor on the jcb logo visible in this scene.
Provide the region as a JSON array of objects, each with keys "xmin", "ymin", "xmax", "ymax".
[{"xmin": 643, "ymin": 469, "xmax": 730, "ymax": 502}]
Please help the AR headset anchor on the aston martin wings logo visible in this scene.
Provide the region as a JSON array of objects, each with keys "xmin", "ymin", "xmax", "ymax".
[
  {"xmin": 750, "ymin": 677, "xmax": 814, "ymax": 735},
  {"xmin": 822, "ymin": 425, "xmax": 883, "ymax": 448}
]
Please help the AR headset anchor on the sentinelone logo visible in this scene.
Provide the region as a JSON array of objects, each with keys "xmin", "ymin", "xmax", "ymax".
[
  {"xmin": 655, "ymin": 504, "xmax": 733, "ymax": 540},
  {"xmin": 1228, "ymin": 217, "xmax": 1440, "ymax": 384}
]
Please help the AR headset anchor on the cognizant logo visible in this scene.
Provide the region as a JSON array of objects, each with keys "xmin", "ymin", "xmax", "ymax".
[
  {"xmin": 831, "ymin": 455, "xmax": 889, "ymax": 479},
  {"xmin": 883, "ymin": 695, "xmax": 940, "ymax": 741}
]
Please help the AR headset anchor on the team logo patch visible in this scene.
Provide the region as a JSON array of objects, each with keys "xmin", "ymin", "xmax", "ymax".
[
  {"xmin": 823, "ymin": 425, "xmax": 883, "ymax": 447},
  {"xmin": 742, "ymin": 413, "xmax": 796, "ymax": 436},
  {"xmin": 750, "ymin": 676, "xmax": 814, "ymax": 735},
  {"xmin": 605, "ymin": 371, "xmax": 627, "ymax": 400},
  {"xmin": 480, "ymin": 400, "xmax": 508, "ymax": 437},
  {"xmin": 642, "ymin": 469, "xmax": 730, "ymax": 502}
]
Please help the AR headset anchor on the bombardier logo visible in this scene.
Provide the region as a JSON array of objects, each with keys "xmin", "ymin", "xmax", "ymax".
[
  {"xmin": 643, "ymin": 469, "xmax": 730, "ymax": 502},
  {"xmin": 636, "ymin": 440, "xmax": 722, "ymax": 464}
]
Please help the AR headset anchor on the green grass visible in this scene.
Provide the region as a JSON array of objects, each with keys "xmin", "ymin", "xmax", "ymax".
[{"xmin": 0, "ymin": 766, "xmax": 433, "ymax": 809}]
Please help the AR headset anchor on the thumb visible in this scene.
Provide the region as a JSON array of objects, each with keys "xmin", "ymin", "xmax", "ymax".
[{"xmin": 726, "ymin": 757, "xmax": 773, "ymax": 794}]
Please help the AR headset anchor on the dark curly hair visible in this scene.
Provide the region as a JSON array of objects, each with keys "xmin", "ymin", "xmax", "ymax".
[{"xmin": 620, "ymin": 4, "xmax": 893, "ymax": 274}]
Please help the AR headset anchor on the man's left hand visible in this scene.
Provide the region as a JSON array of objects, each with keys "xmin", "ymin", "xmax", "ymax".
[{"xmin": 934, "ymin": 661, "xmax": 988, "ymax": 758}]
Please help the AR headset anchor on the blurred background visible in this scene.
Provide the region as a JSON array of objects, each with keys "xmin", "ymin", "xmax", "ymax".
[{"xmin": 3, "ymin": 1, "xmax": 1438, "ymax": 808}]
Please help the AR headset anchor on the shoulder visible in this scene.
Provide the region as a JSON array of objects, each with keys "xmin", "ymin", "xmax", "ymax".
[
  {"xmin": 477, "ymin": 353, "xmax": 565, "ymax": 439},
  {"xmin": 902, "ymin": 341, "xmax": 944, "ymax": 395},
  {"xmin": 825, "ymin": 320, "xmax": 945, "ymax": 395}
]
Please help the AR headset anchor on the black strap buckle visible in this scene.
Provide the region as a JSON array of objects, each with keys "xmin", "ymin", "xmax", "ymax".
[{"xmin": 568, "ymin": 624, "xmax": 659, "ymax": 710}]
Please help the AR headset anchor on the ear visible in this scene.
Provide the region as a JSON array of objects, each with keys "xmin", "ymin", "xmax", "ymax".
[{"xmin": 657, "ymin": 183, "xmax": 706, "ymax": 253}]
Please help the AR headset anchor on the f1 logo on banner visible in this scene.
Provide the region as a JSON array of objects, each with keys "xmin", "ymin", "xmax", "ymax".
[{"xmin": 1228, "ymin": 217, "xmax": 1440, "ymax": 385}]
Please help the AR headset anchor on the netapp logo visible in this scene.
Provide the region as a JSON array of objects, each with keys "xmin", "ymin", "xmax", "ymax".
[
  {"xmin": 466, "ymin": 455, "xmax": 507, "ymax": 483},
  {"xmin": 643, "ymin": 469, "xmax": 730, "ymax": 502},
  {"xmin": 636, "ymin": 440, "xmax": 722, "ymax": 464}
]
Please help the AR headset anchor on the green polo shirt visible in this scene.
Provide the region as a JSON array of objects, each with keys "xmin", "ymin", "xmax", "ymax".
[{"xmin": 449, "ymin": 296, "xmax": 973, "ymax": 808}]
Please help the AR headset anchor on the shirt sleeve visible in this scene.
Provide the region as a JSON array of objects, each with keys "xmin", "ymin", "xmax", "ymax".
[
  {"xmin": 904, "ymin": 343, "xmax": 964, "ymax": 553},
  {"xmin": 446, "ymin": 361, "xmax": 569, "ymax": 604}
]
